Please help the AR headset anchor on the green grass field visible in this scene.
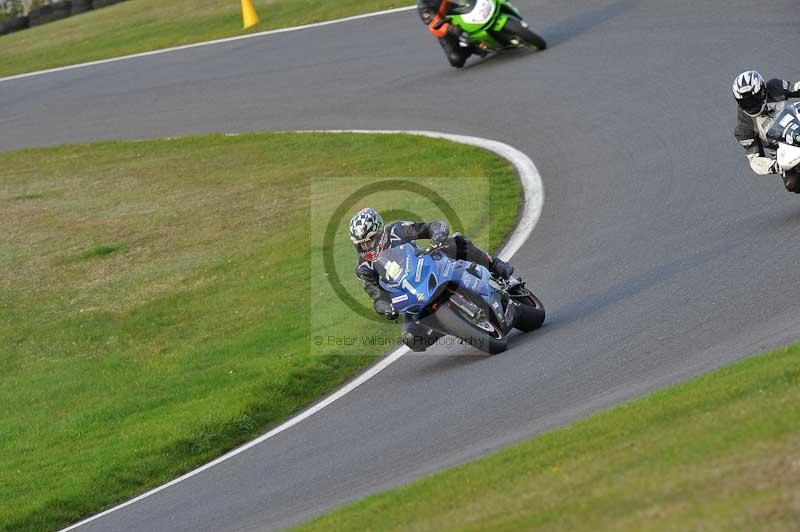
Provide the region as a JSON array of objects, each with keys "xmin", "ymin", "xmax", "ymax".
[
  {"xmin": 297, "ymin": 345, "xmax": 800, "ymax": 531},
  {"xmin": 0, "ymin": 132, "xmax": 521, "ymax": 532},
  {"xmin": 0, "ymin": 0, "xmax": 410, "ymax": 77}
]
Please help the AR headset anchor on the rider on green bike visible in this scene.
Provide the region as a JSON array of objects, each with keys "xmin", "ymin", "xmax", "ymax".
[{"xmin": 417, "ymin": 0, "xmax": 487, "ymax": 68}]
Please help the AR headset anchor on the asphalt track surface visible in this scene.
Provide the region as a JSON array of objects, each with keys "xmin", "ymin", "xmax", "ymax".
[{"xmin": 3, "ymin": 1, "xmax": 800, "ymax": 530}]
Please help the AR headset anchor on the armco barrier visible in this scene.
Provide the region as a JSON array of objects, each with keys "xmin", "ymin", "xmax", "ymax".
[
  {"xmin": 70, "ymin": 0, "xmax": 93, "ymax": 15},
  {"xmin": 0, "ymin": 0, "xmax": 128, "ymax": 36},
  {"xmin": 91, "ymin": 0, "xmax": 125, "ymax": 8},
  {"xmin": 29, "ymin": 2, "xmax": 72, "ymax": 27},
  {"xmin": 0, "ymin": 14, "xmax": 29, "ymax": 36}
]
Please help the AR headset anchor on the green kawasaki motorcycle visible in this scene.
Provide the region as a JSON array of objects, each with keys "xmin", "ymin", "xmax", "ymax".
[{"xmin": 444, "ymin": 0, "xmax": 547, "ymax": 56}]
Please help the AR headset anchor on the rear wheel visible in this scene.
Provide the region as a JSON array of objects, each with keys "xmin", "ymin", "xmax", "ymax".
[
  {"xmin": 511, "ymin": 287, "xmax": 545, "ymax": 332},
  {"xmin": 502, "ymin": 16, "xmax": 547, "ymax": 50},
  {"xmin": 436, "ymin": 301, "xmax": 508, "ymax": 355}
]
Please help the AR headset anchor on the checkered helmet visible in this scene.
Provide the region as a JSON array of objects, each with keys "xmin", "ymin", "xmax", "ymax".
[
  {"xmin": 733, "ymin": 70, "xmax": 767, "ymax": 116},
  {"xmin": 349, "ymin": 208, "xmax": 387, "ymax": 261}
]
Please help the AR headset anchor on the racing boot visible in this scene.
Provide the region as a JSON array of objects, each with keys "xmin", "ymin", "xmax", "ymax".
[
  {"xmin": 490, "ymin": 257, "xmax": 514, "ymax": 280},
  {"xmin": 451, "ymin": 233, "xmax": 514, "ymax": 279}
]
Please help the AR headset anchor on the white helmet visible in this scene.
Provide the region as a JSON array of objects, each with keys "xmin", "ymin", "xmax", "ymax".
[{"xmin": 732, "ymin": 70, "xmax": 767, "ymax": 116}]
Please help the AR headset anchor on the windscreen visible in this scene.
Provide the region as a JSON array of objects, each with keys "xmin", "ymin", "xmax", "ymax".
[
  {"xmin": 445, "ymin": 0, "xmax": 478, "ymax": 15},
  {"xmin": 766, "ymin": 104, "xmax": 800, "ymax": 145},
  {"xmin": 377, "ymin": 245, "xmax": 413, "ymax": 283}
]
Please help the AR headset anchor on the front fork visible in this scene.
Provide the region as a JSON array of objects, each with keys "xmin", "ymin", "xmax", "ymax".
[
  {"xmin": 499, "ymin": 1, "xmax": 523, "ymax": 19},
  {"xmin": 491, "ymin": 3, "xmax": 529, "ymax": 46}
]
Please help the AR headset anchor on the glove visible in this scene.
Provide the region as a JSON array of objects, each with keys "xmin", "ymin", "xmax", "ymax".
[
  {"xmin": 430, "ymin": 220, "xmax": 449, "ymax": 248},
  {"xmin": 375, "ymin": 299, "xmax": 398, "ymax": 320},
  {"xmin": 432, "ymin": 15, "xmax": 449, "ymax": 30},
  {"xmin": 430, "ymin": 231, "xmax": 448, "ymax": 248},
  {"xmin": 428, "ymin": 15, "xmax": 450, "ymax": 38}
]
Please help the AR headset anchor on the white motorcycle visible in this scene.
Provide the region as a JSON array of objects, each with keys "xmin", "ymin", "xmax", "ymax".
[{"xmin": 768, "ymin": 102, "xmax": 800, "ymax": 189}]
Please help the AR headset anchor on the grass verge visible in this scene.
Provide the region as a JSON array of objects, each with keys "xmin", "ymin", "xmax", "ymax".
[
  {"xmin": 0, "ymin": 0, "xmax": 410, "ymax": 78},
  {"xmin": 0, "ymin": 131, "xmax": 521, "ymax": 532},
  {"xmin": 296, "ymin": 345, "xmax": 800, "ymax": 531}
]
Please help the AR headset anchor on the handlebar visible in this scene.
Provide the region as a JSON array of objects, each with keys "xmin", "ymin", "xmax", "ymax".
[{"xmin": 422, "ymin": 243, "xmax": 445, "ymax": 255}]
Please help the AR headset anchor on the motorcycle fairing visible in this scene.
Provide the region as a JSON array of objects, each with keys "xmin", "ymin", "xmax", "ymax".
[
  {"xmin": 767, "ymin": 103, "xmax": 800, "ymax": 172},
  {"xmin": 445, "ymin": 0, "xmax": 520, "ymax": 48},
  {"xmin": 376, "ymin": 244, "xmax": 507, "ymax": 325},
  {"xmin": 778, "ymin": 144, "xmax": 800, "ymax": 171},
  {"xmin": 766, "ymin": 102, "xmax": 800, "ymax": 145}
]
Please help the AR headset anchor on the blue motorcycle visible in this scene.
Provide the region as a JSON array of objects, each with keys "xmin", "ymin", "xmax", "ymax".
[{"xmin": 376, "ymin": 242, "xmax": 544, "ymax": 354}]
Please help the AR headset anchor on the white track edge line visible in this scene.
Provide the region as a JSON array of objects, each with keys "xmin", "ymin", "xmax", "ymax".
[
  {"xmin": 0, "ymin": 6, "xmax": 416, "ymax": 84},
  {"xmin": 59, "ymin": 129, "xmax": 544, "ymax": 531}
]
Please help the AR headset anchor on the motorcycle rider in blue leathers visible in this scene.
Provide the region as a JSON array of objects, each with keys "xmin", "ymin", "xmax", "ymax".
[{"xmin": 349, "ymin": 208, "xmax": 513, "ymax": 352}]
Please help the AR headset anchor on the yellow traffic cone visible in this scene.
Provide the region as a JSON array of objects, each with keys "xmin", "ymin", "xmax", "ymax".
[{"xmin": 241, "ymin": 0, "xmax": 260, "ymax": 29}]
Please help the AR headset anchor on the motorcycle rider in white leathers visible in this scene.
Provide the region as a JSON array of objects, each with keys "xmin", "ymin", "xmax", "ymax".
[{"xmin": 732, "ymin": 70, "xmax": 800, "ymax": 192}]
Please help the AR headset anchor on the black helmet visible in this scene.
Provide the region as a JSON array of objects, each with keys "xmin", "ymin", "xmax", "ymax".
[{"xmin": 732, "ymin": 71, "xmax": 767, "ymax": 116}]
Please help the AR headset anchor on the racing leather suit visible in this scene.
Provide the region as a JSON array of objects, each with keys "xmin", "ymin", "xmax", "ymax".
[
  {"xmin": 734, "ymin": 78, "xmax": 800, "ymax": 188},
  {"xmin": 355, "ymin": 220, "xmax": 498, "ymax": 351},
  {"xmin": 417, "ymin": 0, "xmax": 483, "ymax": 68}
]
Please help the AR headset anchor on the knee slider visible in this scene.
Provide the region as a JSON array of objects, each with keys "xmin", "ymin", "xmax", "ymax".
[
  {"xmin": 401, "ymin": 330, "xmax": 428, "ymax": 352},
  {"xmin": 401, "ymin": 330, "xmax": 414, "ymax": 347}
]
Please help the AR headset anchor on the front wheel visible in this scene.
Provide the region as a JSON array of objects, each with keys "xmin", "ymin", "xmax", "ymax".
[
  {"xmin": 436, "ymin": 301, "xmax": 508, "ymax": 355},
  {"xmin": 511, "ymin": 287, "xmax": 545, "ymax": 332},
  {"xmin": 782, "ymin": 170, "xmax": 800, "ymax": 193},
  {"xmin": 502, "ymin": 16, "xmax": 547, "ymax": 50}
]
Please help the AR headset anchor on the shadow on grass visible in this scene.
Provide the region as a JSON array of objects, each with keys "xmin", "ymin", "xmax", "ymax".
[
  {"xmin": 79, "ymin": 244, "xmax": 129, "ymax": 260},
  {"xmin": 51, "ymin": 243, "xmax": 130, "ymax": 266}
]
